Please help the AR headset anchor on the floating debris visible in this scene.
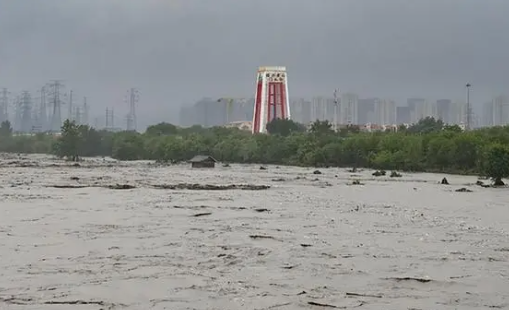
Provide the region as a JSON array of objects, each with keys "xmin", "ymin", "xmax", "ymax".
[
  {"xmin": 191, "ymin": 212, "xmax": 212, "ymax": 217},
  {"xmin": 254, "ymin": 208, "xmax": 270, "ymax": 213},
  {"xmin": 249, "ymin": 234, "xmax": 275, "ymax": 240},
  {"xmin": 272, "ymin": 178, "xmax": 286, "ymax": 182},
  {"xmin": 346, "ymin": 292, "xmax": 383, "ymax": 298},
  {"xmin": 107, "ymin": 184, "xmax": 136, "ymax": 190},
  {"xmin": 350, "ymin": 179, "xmax": 364, "ymax": 185},
  {"xmin": 386, "ymin": 276, "xmax": 432, "ymax": 283},
  {"xmin": 372, "ymin": 170, "xmax": 386, "ymax": 177},
  {"xmin": 390, "ymin": 171, "xmax": 402, "ymax": 178},
  {"xmin": 307, "ymin": 301, "xmax": 339, "ymax": 308},
  {"xmin": 455, "ymin": 188, "xmax": 473, "ymax": 192}
]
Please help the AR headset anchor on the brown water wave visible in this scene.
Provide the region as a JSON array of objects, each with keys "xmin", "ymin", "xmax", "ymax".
[{"xmin": 0, "ymin": 154, "xmax": 508, "ymax": 309}]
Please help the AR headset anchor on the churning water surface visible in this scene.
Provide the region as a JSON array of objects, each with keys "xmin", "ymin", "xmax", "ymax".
[{"xmin": 0, "ymin": 154, "xmax": 508, "ymax": 310}]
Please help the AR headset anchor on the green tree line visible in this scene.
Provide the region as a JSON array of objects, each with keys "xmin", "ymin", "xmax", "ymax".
[{"xmin": 1, "ymin": 117, "xmax": 509, "ymax": 184}]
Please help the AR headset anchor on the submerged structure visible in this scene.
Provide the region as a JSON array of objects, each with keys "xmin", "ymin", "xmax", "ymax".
[
  {"xmin": 189, "ymin": 155, "xmax": 217, "ymax": 168},
  {"xmin": 252, "ymin": 66, "xmax": 291, "ymax": 134}
]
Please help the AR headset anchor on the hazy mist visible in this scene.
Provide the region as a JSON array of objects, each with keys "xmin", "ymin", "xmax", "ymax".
[{"xmin": 1, "ymin": 0, "xmax": 508, "ymax": 126}]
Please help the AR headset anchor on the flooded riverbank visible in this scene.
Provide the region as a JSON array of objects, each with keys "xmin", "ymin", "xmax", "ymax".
[{"xmin": 0, "ymin": 154, "xmax": 508, "ymax": 309}]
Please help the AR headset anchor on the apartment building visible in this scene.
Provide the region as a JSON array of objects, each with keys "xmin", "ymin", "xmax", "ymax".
[
  {"xmin": 340, "ymin": 93, "xmax": 358, "ymax": 125},
  {"xmin": 484, "ymin": 95, "xmax": 509, "ymax": 126},
  {"xmin": 410, "ymin": 99, "xmax": 437, "ymax": 123},
  {"xmin": 374, "ymin": 99, "xmax": 396, "ymax": 125}
]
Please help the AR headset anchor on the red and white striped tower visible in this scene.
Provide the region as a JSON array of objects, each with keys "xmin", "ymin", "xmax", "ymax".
[{"xmin": 252, "ymin": 66, "xmax": 291, "ymax": 134}]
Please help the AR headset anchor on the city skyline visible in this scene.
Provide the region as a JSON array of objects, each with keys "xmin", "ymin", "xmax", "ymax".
[
  {"xmin": 2, "ymin": 0, "xmax": 509, "ymax": 128},
  {"xmin": 179, "ymin": 92, "xmax": 508, "ymax": 130},
  {"xmin": 2, "ymin": 79, "xmax": 508, "ymax": 133}
]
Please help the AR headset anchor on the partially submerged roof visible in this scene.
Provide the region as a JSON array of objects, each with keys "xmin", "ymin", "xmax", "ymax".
[{"xmin": 189, "ymin": 155, "xmax": 217, "ymax": 163}]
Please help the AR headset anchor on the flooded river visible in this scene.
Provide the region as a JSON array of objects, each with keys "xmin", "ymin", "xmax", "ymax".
[{"xmin": 0, "ymin": 154, "xmax": 508, "ymax": 309}]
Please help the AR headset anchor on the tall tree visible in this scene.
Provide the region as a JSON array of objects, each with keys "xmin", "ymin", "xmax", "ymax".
[
  {"xmin": 482, "ymin": 144, "xmax": 509, "ymax": 186},
  {"xmin": 145, "ymin": 122, "xmax": 179, "ymax": 136},
  {"xmin": 53, "ymin": 119, "xmax": 82, "ymax": 161},
  {"xmin": 407, "ymin": 117, "xmax": 444, "ymax": 134},
  {"xmin": 309, "ymin": 120, "xmax": 334, "ymax": 135},
  {"xmin": 266, "ymin": 118, "xmax": 306, "ymax": 136},
  {"xmin": 0, "ymin": 120, "xmax": 12, "ymax": 137}
]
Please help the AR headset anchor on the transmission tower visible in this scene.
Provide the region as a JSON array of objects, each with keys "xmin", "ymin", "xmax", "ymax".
[
  {"xmin": 0, "ymin": 88, "xmax": 9, "ymax": 123},
  {"xmin": 38, "ymin": 86, "xmax": 48, "ymax": 131},
  {"xmin": 126, "ymin": 88, "xmax": 139, "ymax": 131},
  {"xmin": 19, "ymin": 91, "xmax": 33, "ymax": 133},
  {"xmin": 93, "ymin": 117, "xmax": 100, "ymax": 129},
  {"xmin": 82, "ymin": 97, "xmax": 89, "ymax": 126},
  {"xmin": 47, "ymin": 80, "xmax": 65, "ymax": 132},
  {"xmin": 105, "ymin": 108, "xmax": 114, "ymax": 130},
  {"xmin": 13, "ymin": 95, "xmax": 21, "ymax": 132},
  {"xmin": 68, "ymin": 90, "xmax": 74, "ymax": 121},
  {"xmin": 75, "ymin": 105, "xmax": 82, "ymax": 125}
]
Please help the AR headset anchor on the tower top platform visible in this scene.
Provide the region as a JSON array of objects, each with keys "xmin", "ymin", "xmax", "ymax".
[{"xmin": 257, "ymin": 66, "xmax": 287, "ymax": 72}]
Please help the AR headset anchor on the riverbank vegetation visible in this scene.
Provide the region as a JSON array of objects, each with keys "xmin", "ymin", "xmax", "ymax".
[{"xmin": 1, "ymin": 117, "xmax": 509, "ymax": 184}]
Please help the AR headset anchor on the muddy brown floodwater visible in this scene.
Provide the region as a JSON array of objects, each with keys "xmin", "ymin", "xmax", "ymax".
[{"xmin": 0, "ymin": 154, "xmax": 508, "ymax": 310}]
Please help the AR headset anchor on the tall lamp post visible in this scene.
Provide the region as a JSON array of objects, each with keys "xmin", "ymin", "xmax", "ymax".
[{"xmin": 466, "ymin": 83, "xmax": 471, "ymax": 130}]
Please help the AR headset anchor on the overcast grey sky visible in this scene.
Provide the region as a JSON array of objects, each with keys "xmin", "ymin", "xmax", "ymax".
[{"xmin": 1, "ymin": 0, "xmax": 508, "ymax": 125}]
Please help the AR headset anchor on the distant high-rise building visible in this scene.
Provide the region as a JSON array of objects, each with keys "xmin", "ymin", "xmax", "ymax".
[
  {"xmin": 309, "ymin": 97, "xmax": 335, "ymax": 123},
  {"xmin": 292, "ymin": 97, "xmax": 318, "ymax": 125},
  {"xmin": 289, "ymin": 98, "xmax": 303, "ymax": 124},
  {"xmin": 410, "ymin": 99, "xmax": 436, "ymax": 123},
  {"xmin": 436, "ymin": 99, "xmax": 452, "ymax": 123},
  {"xmin": 179, "ymin": 105, "xmax": 195, "ymax": 127},
  {"xmin": 193, "ymin": 97, "xmax": 224, "ymax": 127},
  {"xmin": 241, "ymin": 98, "xmax": 255, "ymax": 122},
  {"xmin": 449, "ymin": 100, "xmax": 467, "ymax": 125},
  {"xmin": 310, "ymin": 97, "xmax": 326, "ymax": 121},
  {"xmin": 407, "ymin": 98, "xmax": 425, "ymax": 110},
  {"xmin": 396, "ymin": 106, "xmax": 411, "ymax": 124},
  {"xmin": 358, "ymin": 98, "xmax": 375, "ymax": 124},
  {"xmin": 340, "ymin": 93, "xmax": 358, "ymax": 125},
  {"xmin": 486, "ymin": 95, "xmax": 509, "ymax": 126},
  {"xmin": 482, "ymin": 101, "xmax": 494, "ymax": 127},
  {"xmin": 374, "ymin": 99, "xmax": 396, "ymax": 125}
]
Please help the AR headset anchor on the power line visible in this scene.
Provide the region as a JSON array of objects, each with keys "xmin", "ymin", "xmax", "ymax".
[
  {"xmin": 0, "ymin": 88, "xmax": 9, "ymax": 123},
  {"xmin": 68, "ymin": 90, "xmax": 74, "ymax": 121},
  {"xmin": 19, "ymin": 91, "xmax": 33, "ymax": 133},
  {"xmin": 47, "ymin": 80, "xmax": 65, "ymax": 132},
  {"xmin": 105, "ymin": 107, "xmax": 114, "ymax": 130},
  {"xmin": 38, "ymin": 86, "xmax": 48, "ymax": 131},
  {"xmin": 126, "ymin": 88, "xmax": 139, "ymax": 131},
  {"xmin": 82, "ymin": 96, "xmax": 89, "ymax": 126}
]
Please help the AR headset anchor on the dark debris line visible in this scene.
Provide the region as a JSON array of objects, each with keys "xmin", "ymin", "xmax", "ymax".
[
  {"xmin": 0, "ymin": 297, "xmax": 123, "ymax": 307},
  {"xmin": 45, "ymin": 183, "xmax": 271, "ymax": 190}
]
